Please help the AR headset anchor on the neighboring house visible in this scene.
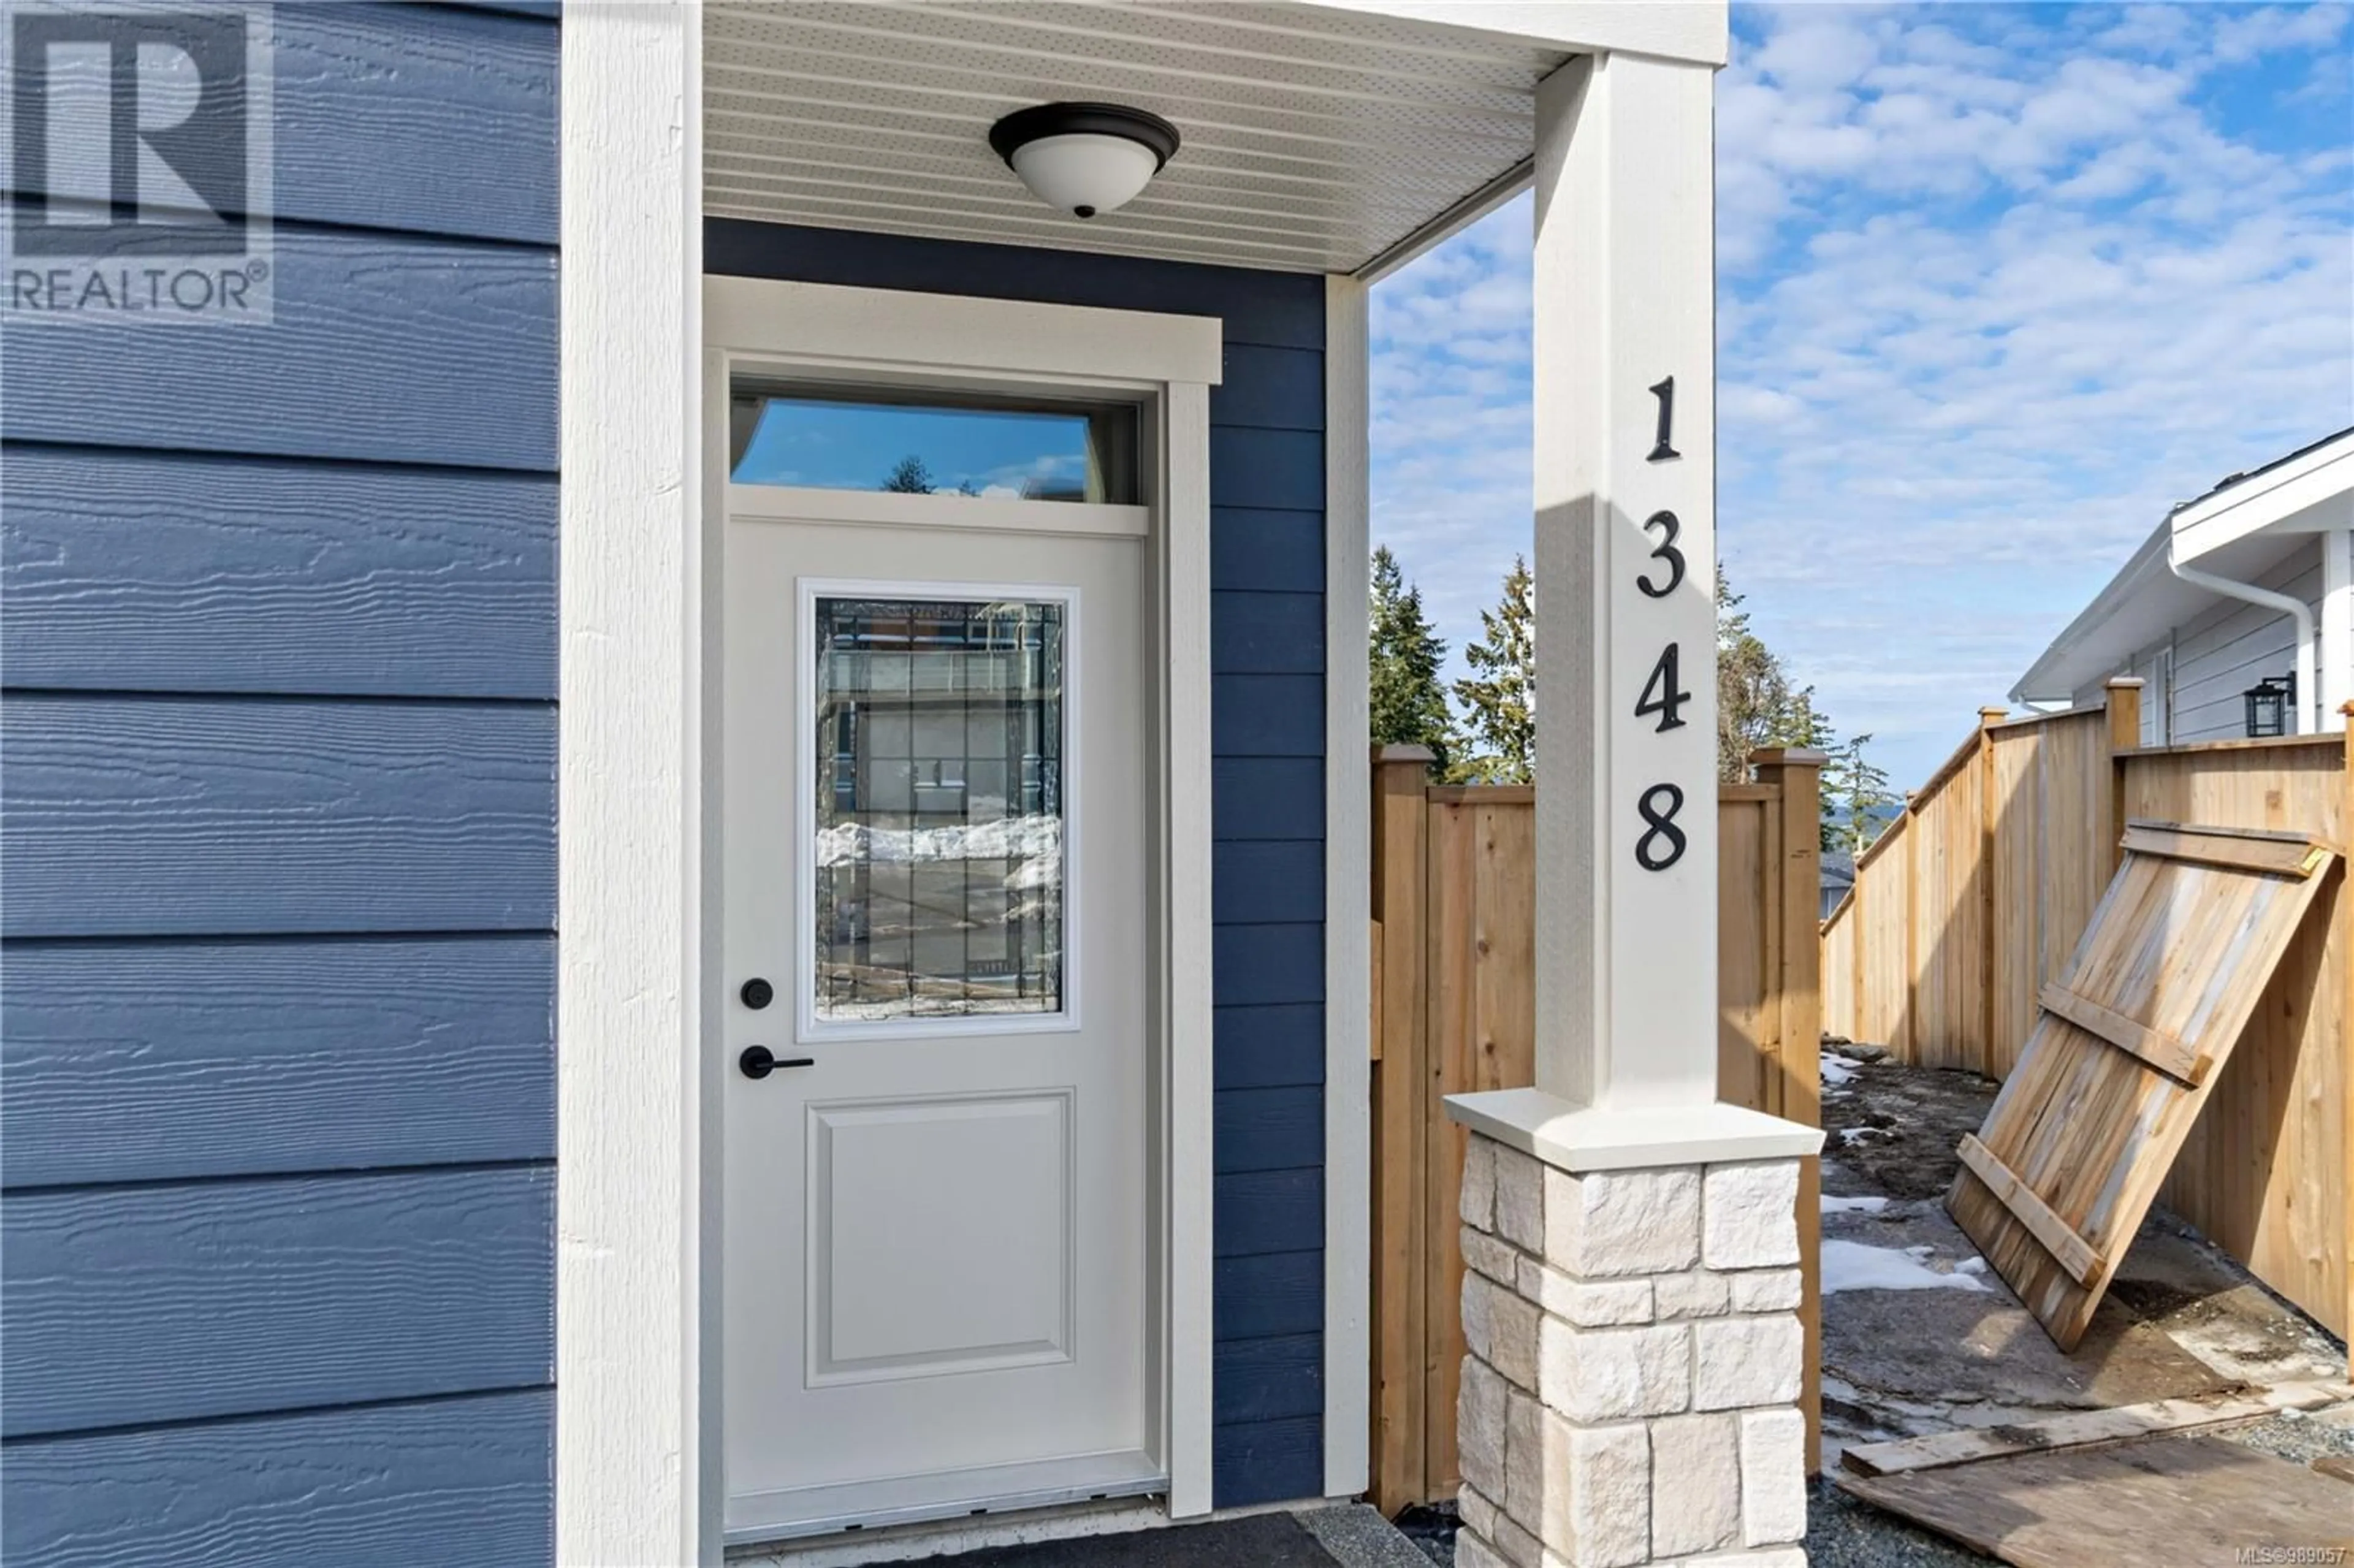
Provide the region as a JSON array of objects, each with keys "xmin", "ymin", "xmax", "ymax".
[
  {"xmin": 1819, "ymin": 850, "xmax": 1856, "ymax": 923},
  {"xmin": 2, "ymin": 5, "xmax": 1751, "ymax": 1565},
  {"xmin": 2013, "ymin": 428, "xmax": 2354, "ymax": 741}
]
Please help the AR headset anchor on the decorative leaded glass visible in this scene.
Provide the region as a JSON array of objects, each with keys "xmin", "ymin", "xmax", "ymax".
[{"xmin": 811, "ymin": 595, "xmax": 1067, "ymax": 1022}]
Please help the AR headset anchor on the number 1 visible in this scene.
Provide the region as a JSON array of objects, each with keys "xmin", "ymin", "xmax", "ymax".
[{"xmin": 1648, "ymin": 376, "xmax": 1678, "ymax": 462}]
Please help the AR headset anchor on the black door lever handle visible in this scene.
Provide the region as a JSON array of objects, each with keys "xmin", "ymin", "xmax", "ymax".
[{"xmin": 739, "ymin": 1045, "xmax": 813, "ymax": 1079}]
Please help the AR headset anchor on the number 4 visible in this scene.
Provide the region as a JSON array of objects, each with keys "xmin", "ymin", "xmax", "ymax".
[{"xmin": 1636, "ymin": 642, "xmax": 1690, "ymax": 733}]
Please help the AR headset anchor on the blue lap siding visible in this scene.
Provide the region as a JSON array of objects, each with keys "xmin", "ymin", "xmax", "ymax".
[
  {"xmin": 0, "ymin": 5, "xmax": 559, "ymax": 1564},
  {"xmin": 709, "ymin": 220, "xmax": 1331, "ymax": 1508}
]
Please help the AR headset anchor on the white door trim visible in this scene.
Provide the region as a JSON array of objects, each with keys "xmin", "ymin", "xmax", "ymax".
[
  {"xmin": 706, "ymin": 273, "xmax": 1222, "ymax": 1526},
  {"xmin": 706, "ymin": 277, "xmax": 1223, "ymax": 387}
]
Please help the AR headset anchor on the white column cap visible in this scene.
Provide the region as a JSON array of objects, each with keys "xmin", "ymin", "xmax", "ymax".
[{"xmin": 1446, "ymin": 1087, "xmax": 1824, "ymax": 1173}]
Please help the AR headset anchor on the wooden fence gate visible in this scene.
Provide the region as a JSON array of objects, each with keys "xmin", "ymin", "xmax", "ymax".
[{"xmin": 1368, "ymin": 745, "xmax": 1825, "ymax": 1513}]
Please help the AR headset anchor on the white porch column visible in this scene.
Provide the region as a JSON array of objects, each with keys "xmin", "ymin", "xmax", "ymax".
[
  {"xmin": 1446, "ymin": 49, "xmax": 1821, "ymax": 1568},
  {"xmin": 1528, "ymin": 50, "xmax": 1718, "ymax": 1111},
  {"xmin": 2322, "ymin": 528, "xmax": 2352, "ymax": 732}
]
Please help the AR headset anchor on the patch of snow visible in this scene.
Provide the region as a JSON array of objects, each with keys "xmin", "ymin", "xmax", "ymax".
[
  {"xmin": 1955, "ymin": 1255, "xmax": 1989, "ymax": 1276},
  {"xmin": 1821, "ymin": 1053, "xmax": 1858, "ymax": 1086},
  {"xmin": 1821, "ymin": 1239, "xmax": 1991, "ymax": 1295},
  {"xmin": 1821, "ymin": 1194, "xmax": 1889, "ymax": 1215},
  {"xmin": 1836, "ymin": 1127, "xmax": 1889, "ymax": 1145}
]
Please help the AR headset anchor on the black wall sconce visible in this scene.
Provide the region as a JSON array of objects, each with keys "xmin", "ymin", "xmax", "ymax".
[{"xmin": 2243, "ymin": 672, "xmax": 2296, "ymax": 738}]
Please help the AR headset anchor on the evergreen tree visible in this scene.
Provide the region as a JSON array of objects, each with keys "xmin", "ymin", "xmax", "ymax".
[
  {"xmin": 1717, "ymin": 563, "xmax": 1829, "ymax": 780},
  {"xmin": 1824, "ymin": 732, "xmax": 1899, "ymax": 856},
  {"xmin": 882, "ymin": 455, "xmax": 936, "ymax": 493},
  {"xmin": 1368, "ymin": 546, "xmax": 1455, "ymax": 774},
  {"xmin": 1452, "ymin": 555, "xmax": 1536, "ymax": 784}
]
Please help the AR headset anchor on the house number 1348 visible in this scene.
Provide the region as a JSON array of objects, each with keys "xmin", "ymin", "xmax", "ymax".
[{"xmin": 1636, "ymin": 375, "xmax": 1688, "ymax": 870}]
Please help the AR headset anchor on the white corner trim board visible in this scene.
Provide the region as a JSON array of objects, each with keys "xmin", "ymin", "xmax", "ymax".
[
  {"xmin": 1162, "ymin": 374, "xmax": 1217, "ymax": 1520},
  {"xmin": 1322, "ymin": 274, "xmax": 1373, "ymax": 1500},
  {"xmin": 558, "ymin": 2, "xmax": 716, "ymax": 1566}
]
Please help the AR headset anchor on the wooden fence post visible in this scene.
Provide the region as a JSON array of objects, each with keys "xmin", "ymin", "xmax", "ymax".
[
  {"xmin": 1850, "ymin": 847, "xmax": 1867, "ymax": 1043},
  {"xmin": 1903, "ymin": 789, "xmax": 1921, "ymax": 1059},
  {"xmin": 1369, "ymin": 744, "xmax": 1433, "ymax": 1513},
  {"xmin": 1977, "ymin": 707, "xmax": 2005, "ymax": 1076},
  {"xmin": 2344, "ymin": 704, "xmax": 2353, "ymax": 1375},
  {"xmin": 2105, "ymin": 678, "xmax": 2146, "ymax": 879},
  {"xmin": 1751, "ymin": 747, "xmax": 1826, "ymax": 1471}
]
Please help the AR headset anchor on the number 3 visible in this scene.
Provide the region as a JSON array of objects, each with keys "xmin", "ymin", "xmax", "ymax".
[{"xmin": 1638, "ymin": 511, "xmax": 1686, "ymax": 599}]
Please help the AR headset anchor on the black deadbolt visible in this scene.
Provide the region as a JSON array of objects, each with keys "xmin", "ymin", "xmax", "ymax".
[{"xmin": 739, "ymin": 976, "xmax": 774, "ymax": 1010}]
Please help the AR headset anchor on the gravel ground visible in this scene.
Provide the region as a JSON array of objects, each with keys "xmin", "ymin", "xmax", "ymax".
[
  {"xmin": 2222, "ymin": 1402, "xmax": 2354, "ymax": 1466},
  {"xmin": 1388, "ymin": 1503, "xmax": 1455, "ymax": 1566}
]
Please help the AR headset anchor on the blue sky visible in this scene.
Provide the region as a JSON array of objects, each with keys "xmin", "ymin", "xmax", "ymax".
[{"xmin": 1370, "ymin": 1, "xmax": 2354, "ymax": 787}]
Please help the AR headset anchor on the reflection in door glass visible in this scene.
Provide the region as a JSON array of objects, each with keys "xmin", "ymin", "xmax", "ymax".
[
  {"xmin": 812, "ymin": 596, "xmax": 1066, "ymax": 1022},
  {"xmin": 733, "ymin": 388, "xmax": 1137, "ymax": 504}
]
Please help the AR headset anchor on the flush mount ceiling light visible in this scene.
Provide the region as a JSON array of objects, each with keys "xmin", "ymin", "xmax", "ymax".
[{"xmin": 988, "ymin": 102, "xmax": 1181, "ymax": 220}]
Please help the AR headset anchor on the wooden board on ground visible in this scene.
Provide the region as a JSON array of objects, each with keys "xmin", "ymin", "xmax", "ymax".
[
  {"xmin": 1840, "ymin": 1382, "xmax": 2354, "ymax": 1477},
  {"xmin": 1947, "ymin": 819, "xmax": 2339, "ymax": 1350},
  {"xmin": 1837, "ymin": 1433, "xmax": 2354, "ymax": 1568}
]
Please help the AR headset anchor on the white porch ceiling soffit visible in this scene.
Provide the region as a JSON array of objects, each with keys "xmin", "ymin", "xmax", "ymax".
[{"xmin": 702, "ymin": 1, "xmax": 1575, "ymax": 275}]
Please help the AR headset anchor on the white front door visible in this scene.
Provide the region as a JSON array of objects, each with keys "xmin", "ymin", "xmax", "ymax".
[{"xmin": 722, "ymin": 463, "xmax": 1157, "ymax": 1540}]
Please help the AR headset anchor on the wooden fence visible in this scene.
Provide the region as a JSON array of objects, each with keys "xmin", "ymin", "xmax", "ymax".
[
  {"xmin": 1821, "ymin": 682, "xmax": 2352, "ymax": 1341},
  {"xmin": 1368, "ymin": 746, "xmax": 1824, "ymax": 1513}
]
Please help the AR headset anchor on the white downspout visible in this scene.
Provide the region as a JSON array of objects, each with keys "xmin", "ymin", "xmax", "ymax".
[
  {"xmin": 2323, "ymin": 528, "xmax": 2352, "ymax": 733},
  {"xmin": 2168, "ymin": 542, "xmax": 2316, "ymax": 735}
]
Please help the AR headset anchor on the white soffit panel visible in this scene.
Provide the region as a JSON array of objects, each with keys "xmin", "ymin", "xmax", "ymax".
[{"xmin": 703, "ymin": 1, "xmax": 1569, "ymax": 273}]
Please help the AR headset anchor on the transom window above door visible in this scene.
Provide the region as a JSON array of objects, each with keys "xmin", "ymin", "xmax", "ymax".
[
  {"xmin": 802, "ymin": 588, "xmax": 1076, "ymax": 1033},
  {"xmin": 733, "ymin": 385, "xmax": 1138, "ymax": 505}
]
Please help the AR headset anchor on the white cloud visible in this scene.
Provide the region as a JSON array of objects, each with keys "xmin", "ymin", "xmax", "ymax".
[{"xmin": 2212, "ymin": 3, "xmax": 2350, "ymax": 64}]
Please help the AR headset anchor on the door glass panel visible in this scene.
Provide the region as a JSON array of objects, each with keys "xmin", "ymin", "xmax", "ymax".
[
  {"xmin": 734, "ymin": 386, "xmax": 1137, "ymax": 504},
  {"xmin": 813, "ymin": 595, "xmax": 1067, "ymax": 1023}
]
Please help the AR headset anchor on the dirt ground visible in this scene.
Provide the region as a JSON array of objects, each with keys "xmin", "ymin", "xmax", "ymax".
[{"xmin": 1816, "ymin": 1041, "xmax": 2354, "ymax": 1561}]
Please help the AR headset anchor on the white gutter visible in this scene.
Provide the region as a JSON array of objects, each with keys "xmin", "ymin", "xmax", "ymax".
[{"xmin": 2167, "ymin": 542, "xmax": 2315, "ymax": 735}]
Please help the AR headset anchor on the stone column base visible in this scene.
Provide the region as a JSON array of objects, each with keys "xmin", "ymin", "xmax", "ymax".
[{"xmin": 1450, "ymin": 1119, "xmax": 1813, "ymax": 1568}]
